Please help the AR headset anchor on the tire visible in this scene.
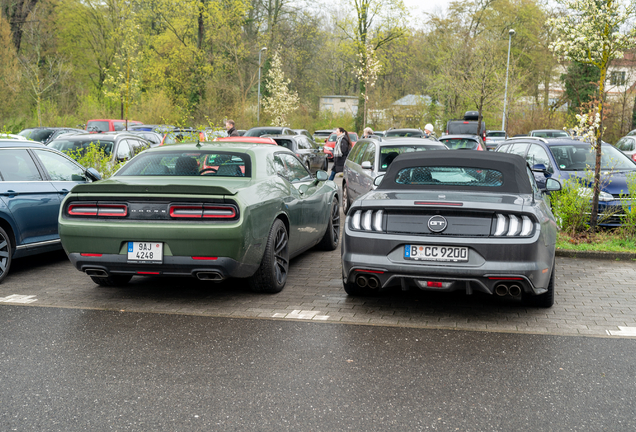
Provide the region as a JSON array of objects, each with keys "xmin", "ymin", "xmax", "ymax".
[
  {"xmin": 322, "ymin": 158, "xmax": 328, "ymax": 171},
  {"xmin": 0, "ymin": 227, "xmax": 12, "ymax": 284},
  {"xmin": 90, "ymin": 274, "xmax": 133, "ymax": 287},
  {"xmin": 523, "ymin": 262, "xmax": 555, "ymax": 308},
  {"xmin": 317, "ymin": 198, "xmax": 340, "ymax": 251},
  {"xmin": 342, "ymin": 183, "xmax": 351, "ymax": 215},
  {"xmin": 249, "ymin": 219, "xmax": 289, "ymax": 293}
]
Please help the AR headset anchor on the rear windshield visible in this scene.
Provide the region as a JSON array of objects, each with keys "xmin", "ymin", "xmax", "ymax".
[
  {"xmin": 395, "ymin": 167, "xmax": 503, "ymax": 187},
  {"xmin": 49, "ymin": 139, "xmax": 115, "ymax": 156},
  {"xmin": 385, "ymin": 130, "xmax": 424, "ymax": 138},
  {"xmin": 18, "ymin": 129, "xmax": 54, "ymax": 142},
  {"xmin": 379, "ymin": 145, "xmax": 446, "ymax": 171},
  {"xmin": 532, "ymin": 131, "xmax": 569, "ymax": 138},
  {"xmin": 439, "ymin": 138, "xmax": 478, "ymax": 150},
  {"xmin": 163, "ymin": 131, "xmax": 201, "ymax": 144},
  {"xmin": 275, "ymin": 139, "xmax": 293, "ymax": 149},
  {"xmin": 87, "ymin": 121, "xmax": 110, "ymax": 132},
  {"xmin": 487, "ymin": 131, "xmax": 506, "ymax": 137},
  {"xmin": 244, "ymin": 128, "xmax": 282, "ymax": 137},
  {"xmin": 116, "ymin": 151, "xmax": 252, "ymax": 177}
]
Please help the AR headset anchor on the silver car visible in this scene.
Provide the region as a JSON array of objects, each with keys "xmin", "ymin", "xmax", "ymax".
[
  {"xmin": 342, "ymin": 137, "xmax": 447, "ymax": 213},
  {"xmin": 615, "ymin": 135, "xmax": 636, "ymax": 163}
]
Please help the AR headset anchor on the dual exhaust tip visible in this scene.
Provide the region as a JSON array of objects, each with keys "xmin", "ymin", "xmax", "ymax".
[
  {"xmin": 356, "ymin": 274, "xmax": 380, "ymax": 289},
  {"xmin": 85, "ymin": 268, "xmax": 224, "ymax": 282},
  {"xmin": 495, "ymin": 283, "xmax": 522, "ymax": 297}
]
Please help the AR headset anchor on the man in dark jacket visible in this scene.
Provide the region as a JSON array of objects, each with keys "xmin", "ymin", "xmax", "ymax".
[{"xmin": 226, "ymin": 120, "xmax": 239, "ymax": 137}]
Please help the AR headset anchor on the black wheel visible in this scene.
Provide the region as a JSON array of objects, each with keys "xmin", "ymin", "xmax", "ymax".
[
  {"xmin": 307, "ymin": 162, "xmax": 312, "ymax": 174},
  {"xmin": 317, "ymin": 198, "xmax": 340, "ymax": 250},
  {"xmin": 90, "ymin": 274, "xmax": 133, "ymax": 287},
  {"xmin": 523, "ymin": 262, "xmax": 555, "ymax": 308},
  {"xmin": 0, "ymin": 227, "xmax": 12, "ymax": 284},
  {"xmin": 249, "ymin": 219, "xmax": 289, "ymax": 293},
  {"xmin": 342, "ymin": 183, "xmax": 351, "ymax": 215},
  {"xmin": 322, "ymin": 158, "xmax": 328, "ymax": 171}
]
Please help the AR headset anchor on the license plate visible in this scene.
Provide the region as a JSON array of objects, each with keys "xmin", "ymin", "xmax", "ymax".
[
  {"xmin": 405, "ymin": 245, "xmax": 468, "ymax": 262},
  {"xmin": 128, "ymin": 242, "xmax": 163, "ymax": 263}
]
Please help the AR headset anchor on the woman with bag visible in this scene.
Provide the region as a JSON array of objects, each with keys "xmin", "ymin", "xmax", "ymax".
[{"xmin": 329, "ymin": 127, "xmax": 351, "ymax": 181}]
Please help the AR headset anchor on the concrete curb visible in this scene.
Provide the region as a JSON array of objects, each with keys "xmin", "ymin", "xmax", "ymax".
[{"xmin": 556, "ymin": 249, "xmax": 636, "ymax": 260}]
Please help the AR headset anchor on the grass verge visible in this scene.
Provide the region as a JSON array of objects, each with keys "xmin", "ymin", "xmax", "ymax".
[{"xmin": 556, "ymin": 231, "xmax": 636, "ymax": 253}]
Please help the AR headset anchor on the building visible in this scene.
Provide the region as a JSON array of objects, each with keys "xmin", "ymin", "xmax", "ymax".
[{"xmin": 319, "ymin": 96, "xmax": 358, "ymax": 115}]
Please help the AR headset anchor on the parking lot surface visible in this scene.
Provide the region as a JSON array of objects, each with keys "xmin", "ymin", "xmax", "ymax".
[{"xmin": 2, "ymin": 243, "xmax": 636, "ymax": 338}]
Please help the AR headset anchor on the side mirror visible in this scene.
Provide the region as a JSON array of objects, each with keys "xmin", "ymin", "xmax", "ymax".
[
  {"xmin": 532, "ymin": 163, "xmax": 548, "ymax": 173},
  {"xmin": 85, "ymin": 167, "xmax": 102, "ymax": 181},
  {"xmin": 316, "ymin": 170, "xmax": 328, "ymax": 182},
  {"xmin": 373, "ymin": 175, "xmax": 385, "ymax": 187},
  {"xmin": 545, "ymin": 178, "xmax": 562, "ymax": 192},
  {"xmin": 361, "ymin": 161, "xmax": 373, "ymax": 170}
]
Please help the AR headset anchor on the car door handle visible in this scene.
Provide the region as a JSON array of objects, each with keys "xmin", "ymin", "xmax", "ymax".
[
  {"xmin": 58, "ymin": 189, "xmax": 70, "ymax": 195},
  {"xmin": 2, "ymin": 190, "xmax": 18, "ymax": 197}
]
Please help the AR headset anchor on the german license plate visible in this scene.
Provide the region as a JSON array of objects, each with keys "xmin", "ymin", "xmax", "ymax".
[
  {"xmin": 405, "ymin": 245, "xmax": 468, "ymax": 262},
  {"xmin": 128, "ymin": 242, "xmax": 163, "ymax": 263}
]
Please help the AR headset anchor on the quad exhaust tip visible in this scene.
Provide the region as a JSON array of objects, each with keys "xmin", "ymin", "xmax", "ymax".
[
  {"xmin": 356, "ymin": 274, "xmax": 380, "ymax": 289},
  {"xmin": 495, "ymin": 283, "xmax": 522, "ymax": 297}
]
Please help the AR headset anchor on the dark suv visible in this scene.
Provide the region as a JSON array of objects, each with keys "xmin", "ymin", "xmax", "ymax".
[{"xmin": 18, "ymin": 127, "xmax": 86, "ymax": 145}]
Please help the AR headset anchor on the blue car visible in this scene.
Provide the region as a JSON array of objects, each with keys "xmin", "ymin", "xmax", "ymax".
[
  {"xmin": 0, "ymin": 140, "xmax": 101, "ymax": 282},
  {"xmin": 496, "ymin": 137, "xmax": 636, "ymax": 226}
]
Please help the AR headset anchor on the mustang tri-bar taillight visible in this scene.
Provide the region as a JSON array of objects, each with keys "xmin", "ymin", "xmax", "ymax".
[
  {"xmin": 493, "ymin": 214, "xmax": 534, "ymax": 237},
  {"xmin": 351, "ymin": 210, "xmax": 384, "ymax": 232},
  {"xmin": 68, "ymin": 203, "xmax": 128, "ymax": 217},
  {"xmin": 169, "ymin": 204, "xmax": 237, "ymax": 219}
]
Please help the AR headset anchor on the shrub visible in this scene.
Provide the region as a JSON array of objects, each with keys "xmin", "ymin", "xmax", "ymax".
[
  {"xmin": 64, "ymin": 143, "xmax": 125, "ymax": 179},
  {"xmin": 550, "ymin": 176, "xmax": 592, "ymax": 235},
  {"xmin": 619, "ymin": 173, "xmax": 636, "ymax": 238}
]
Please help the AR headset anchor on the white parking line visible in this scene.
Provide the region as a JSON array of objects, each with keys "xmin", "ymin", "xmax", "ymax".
[
  {"xmin": 607, "ymin": 327, "xmax": 636, "ymax": 336},
  {"xmin": 0, "ymin": 294, "xmax": 38, "ymax": 304},
  {"xmin": 272, "ymin": 310, "xmax": 330, "ymax": 320}
]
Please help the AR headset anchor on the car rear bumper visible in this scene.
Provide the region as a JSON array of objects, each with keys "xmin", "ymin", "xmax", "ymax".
[
  {"xmin": 342, "ymin": 229, "xmax": 554, "ymax": 296},
  {"xmin": 68, "ymin": 253, "xmax": 259, "ymax": 281}
]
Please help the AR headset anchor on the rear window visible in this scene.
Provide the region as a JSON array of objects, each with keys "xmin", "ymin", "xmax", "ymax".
[
  {"xmin": 244, "ymin": 128, "xmax": 282, "ymax": 137},
  {"xmin": 487, "ymin": 131, "xmax": 506, "ymax": 138},
  {"xmin": 115, "ymin": 151, "xmax": 252, "ymax": 177},
  {"xmin": 87, "ymin": 121, "xmax": 110, "ymax": 132},
  {"xmin": 385, "ymin": 130, "xmax": 424, "ymax": 138},
  {"xmin": 532, "ymin": 131, "xmax": 569, "ymax": 138},
  {"xmin": 49, "ymin": 139, "xmax": 115, "ymax": 156},
  {"xmin": 276, "ymin": 139, "xmax": 293, "ymax": 149},
  {"xmin": 395, "ymin": 167, "xmax": 503, "ymax": 187},
  {"xmin": 18, "ymin": 129, "xmax": 54, "ymax": 142},
  {"xmin": 439, "ymin": 138, "xmax": 478, "ymax": 150},
  {"xmin": 379, "ymin": 145, "xmax": 445, "ymax": 171}
]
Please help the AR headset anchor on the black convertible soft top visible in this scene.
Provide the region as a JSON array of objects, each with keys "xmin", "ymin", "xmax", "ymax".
[{"xmin": 378, "ymin": 150, "xmax": 533, "ymax": 194}]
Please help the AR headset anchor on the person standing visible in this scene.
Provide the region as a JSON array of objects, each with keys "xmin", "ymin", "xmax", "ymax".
[
  {"xmin": 329, "ymin": 127, "xmax": 351, "ymax": 181},
  {"xmin": 226, "ymin": 120, "xmax": 239, "ymax": 137},
  {"xmin": 362, "ymin": 127, "xmax": 374, "ymax": 138},
  {"xmin": 424, "ymin": 123, "xmax": 435, "ymax": 139}
]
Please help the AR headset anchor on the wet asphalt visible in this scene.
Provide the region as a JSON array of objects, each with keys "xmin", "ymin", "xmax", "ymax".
[{"xmin": 2, "ymin": 305, "xmax": 636, "ymax": 431}]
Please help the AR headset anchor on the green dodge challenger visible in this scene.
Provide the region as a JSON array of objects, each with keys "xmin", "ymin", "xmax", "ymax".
[{"xmin": 59, "ymin": 142, "xmax": 340, "ymax": 293}]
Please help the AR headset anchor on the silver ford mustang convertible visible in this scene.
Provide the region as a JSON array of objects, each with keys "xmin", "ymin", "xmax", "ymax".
[{"xmin": 341, "ymin": 150, "xmax": 561, "ymax": 307}]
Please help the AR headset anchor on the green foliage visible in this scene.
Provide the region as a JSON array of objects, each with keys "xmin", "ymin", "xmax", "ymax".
[
  {"xmin": 562, "ymin": 62, "xmax": 600, "ymax": 112},
  {"xmin": 619, "ymin": 173, "xmax": 636, "ymax": 238},
  {"xmin": 550, "ymin": 177, "xmax": 592, "ymax": 235},
  {"xmin": 64, "ymin": 143, "xmax": 125, "ymax": 179}
]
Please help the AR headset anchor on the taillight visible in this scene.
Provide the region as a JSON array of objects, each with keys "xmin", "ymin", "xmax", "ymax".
[
  {"xmin": 632, "ymin": 154, "xmax": 636, "ymax": 162},
  {"xmin": 351, "ymin": 209, "xmax": 384, "ymax": 232},
  {"xmin": 68, "ymin": 203, "xmax": 127, "ymax": 217},
  {"xmin": 169, "ymin": 204, "xmax": 237, "ymax": 219},
  {"xmin": 493, "ymin": 214, "xmax": 535, "ymax": 237}
]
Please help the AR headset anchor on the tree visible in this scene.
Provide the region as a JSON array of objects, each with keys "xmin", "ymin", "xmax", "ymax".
[
  {"xmin": 2, "ymin": 0, "xmax": 38, "ymax": 51},
  {"xmin": 561, "ymin": 61, "xmax": 600, "ymax": 112},
  {"xmin": 549, "ymin": 0, "xmax": 636, "ymax": 230},
  {"xmin": 261, "ymin": 51, "xmax": 299, "ymax": 126},
  {"xmin": 354, "ymin": 43, "xmax": 381, "ymax": 128}
]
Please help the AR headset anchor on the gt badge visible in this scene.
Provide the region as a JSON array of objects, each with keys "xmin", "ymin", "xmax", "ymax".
[{"xmin": 428, "ymin": 215, "xmax": 448, "ymax": 233}]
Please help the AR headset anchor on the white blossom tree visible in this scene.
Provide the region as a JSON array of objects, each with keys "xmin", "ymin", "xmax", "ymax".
[
  {"xmin": 549, "ymin": 0, "xmax": 636, "ymax": 229},
  {"xmin": 354, "ymin": 43, "xmax": 381, "ymax": 128},
  {"xmin": 262, "ymin": 51, "xmax": 299, "ymax": 126}
]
